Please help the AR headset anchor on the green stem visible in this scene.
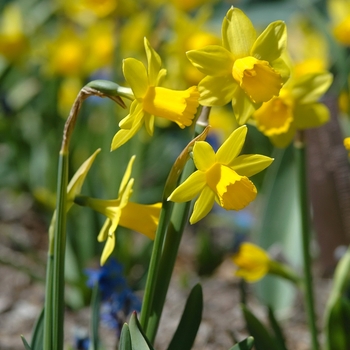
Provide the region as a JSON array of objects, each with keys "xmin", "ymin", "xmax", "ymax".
[
  {"xmin": 144, "ymin": 118, "xmax": 208, "ymax": 343},
  {"xmin": 51, "ymin": 151, "xmax": 69, "ymax": 350},
  {"xmin": 294, "ymin": 131, "xmax": 319, "ymax": 350},
  {"xmin": 43, "ymin": 254, "xmax": 53, "ymax": 350},
  {"xmin": 140, "ymin": 200, "xmax": 174, "ymax": 331}
]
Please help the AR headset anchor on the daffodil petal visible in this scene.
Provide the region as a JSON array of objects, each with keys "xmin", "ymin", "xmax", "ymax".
[
  {"xmin": 119, "ymin": 100, "xmax": 139, "ymax": 129},
  {"xmin": 144, "ymin": 113, "xmax": 155, "ymax": 136},
  {"xmin": 251, "ymin": 21, "xmax": 286, "ymax": 62},
  {"xmin": 230, "ymin": 154, "xmax": 274, "ymax": 177},
  {"xmin": 100, "ymin": 232, "xmax": 115, "ymax": 266},
  {"xmin": 168, "ymin": 170, "xmax": 206, "ymax": 202},
  {"xmin": 144, "ymin": 37, "xmax": 162, "ymax": 86},
  {"xmin": 186, "ymin": 45, "xmax": 234, "ymax": 76},
  {"xmin": 190, "ymin": 186, "xmax": 215, "ymax": 224},
  {"xmin": 193, "ymin": 141, "xmax": 216, "ymax": 171},
  {"xmin": 294, "ymin": 103, "xmax": 330, "ymax": 129},
  {"xmin": 199, "ymin": 75, "xmax": 237, "ymax": 106},
  {"xmin": 292, "ymin": 72, "xmax": 333, "ymax": 104},
  {"xmin": 119, "ymin": 156, "xmax": 136, "ymax": 196},
  {"xmin": 120, "ymin": 202, "xmax": 161, "ymax": 239},
  {"xmin": 222, "ymin": 7, "xmax": 256, "ymax": 59},
  {"xmin": 111, "ymin": 112, "xmax": 144, "ymax": 150},
  {"xmin": 120, "ymin": 178, "xmax": 134, "ymax": 208},
  {"xmin": 231, "ymin": 88, "xmax": 257, "ymax": 124},
  {"xmin": 216, "ymin": 125, "xmax": 247, "ymax": 165},
  {"xmin": 97, "ymin": 218, "xmax": 111, "ymax": 242},
  {"xmin": 123, "ymin": 58, "xmax": 148, "ymax": 99},
  {"xmin": 271, "ymin": 57, "xmax": 290, "ymax": 83}
]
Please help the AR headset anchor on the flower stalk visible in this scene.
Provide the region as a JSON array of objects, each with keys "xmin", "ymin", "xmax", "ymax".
[{"xmin": 294, "ymin": 130, "xmax": 319, "ymax": 350}]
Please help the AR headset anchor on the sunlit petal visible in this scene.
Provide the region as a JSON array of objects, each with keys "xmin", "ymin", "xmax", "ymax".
[
  {"xmin": 230, "ymin": 154, "xmax": 274, "ymax": 177},
  {"xmin": 193, "ymin": 141, "xmax": 216, "ymax": 171},
  {"xmin": 186, "ymin": 45, "xmax": 234, "ymax": 76},
  {"xmin": 216, "ymin": 125, "xmax": 247, "ymax": 165},
  {"xmin": 97, "ymin": 218, "xmax": 111, "ymax": 242},
  {"xmin": 190, "ymin": 186, "xmax": 215, "ymax": 224},
  {"xmin": 100, "ymin": 232, "xmax": 115, "ymax": 266},
  {"xmin": 222, "ymin": 7, "xmax": 256, "ymax": 59},
  {"xmin": 199, "ymin": 74, "xmax": 237, "ymax": 106},
  {"xmin": 123, "ymin": 58, "xmax": 148, "ymax": 99},
  {"xmin": 231, "ymin": 86, "xmax": 256, "ymax": 124},
  {"xmin": 144, "ymin": 37, "xmax": 162, "ymax": 86},
  {"xmin": 119, "ymin": 156, "xmax": 136, "ymax": 196},
  {"xmin": 168, "ymin": 171, "xmax": 206, "ymax": 202}
]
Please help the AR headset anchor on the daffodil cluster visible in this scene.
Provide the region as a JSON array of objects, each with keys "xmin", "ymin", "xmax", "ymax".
[{"xmin": 187, "ymin": 7, "xmax": 289, "ymax": 124}]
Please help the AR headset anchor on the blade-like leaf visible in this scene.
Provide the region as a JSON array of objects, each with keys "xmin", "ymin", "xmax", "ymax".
[
  {"xmin": 21, "ymin": 336, "xmax": 32, "ymax": 350},
  {"xmin": 30, "ymin": 307, "xmax": 44, "ymax": 350},
  {"xmin": 167, "ymin": 284, "xmax": 203, "ymax": 350},
  {"xmin": 267, "ymin": 306, "xmax": 288, "ymax": 350},
  {"xmin": 241, "ymin": 305, "xmax": 279, "ymax": 350},
  {"xmin": 229, "ymin": 336, "xmax": 255, "ymax": 350},
  {"xmin": 90, "ymin": 283, "xmax": 101, "ymax": 350},
  {"xmin": 119, "ymin": 324, "xmax": 132, "ymax": 350},
  {"xmin": 129, "ymin": 312, "xmax": 154, "ymax": 350}
]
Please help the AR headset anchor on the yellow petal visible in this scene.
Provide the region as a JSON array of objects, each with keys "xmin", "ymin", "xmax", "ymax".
[
  {"xmin": 144, "ymin": 37, "xmax": 162, "ymax": 86},
  {"xmin": 119, "ymin": 156, "xmax": 136, "ymax": 196},
  {"xmin": 97, "ymin": 218, "xmax": 111, "ymax": 242},
  {"xmin": 216, "ymin": 125, "xmax": 247, "ymax": 165},
  {"xmin": 251, "ymin": 21, "xmax": 287, "ymax": 62},
  {"xmin": 144, "ymin": 113, "xmax": 155, "ymax": 136},
  {"xmin": 119, "ymin": 202, "xmax": 162, "ymax": 239},
  {"xmin": 190, "ymin": 186, "xmax": 215, "ymax": 224},
  {"xmin": 222, "ymin": 7, "xmax": 256, "ymax": 59},
  {"xmin": 100, "ymin": 232, "xmax": 115, "ymax": 266},
  {"xmin": 119, "ymin": 178, "xmax": 134, "ymax": 208},
  {"xmin": 199, "ymin": 74, "xmax": 237, "ymax": 106},
  {"xmin": 142, "ymin": 86, "xmax": 199, "ymax": 128},
  {"xmin": 111, "ymin": 111, "xmax": 145, "ymax": 150},
  {"xmin": 193, "ymin": 141, "xmax": 216, "ymax": 171},
  {"xmin": 119, "ymin": 100, "xmax": 139, "ymax": 129},
  {"xmin": 253, "ymin": 96, "xmax": 294, "ymax": 137},
  {"xmin": 269, "ymin": 125, "xmax": 296, "ymax": 148},
  {"xmin": 186, "ymin": 45, "xmax": 234, "ymax": 76},
  {"xmin": 292, "ymin": 72, "xmax": 333, "ymax": 104},
  {"xmin": 294, "ymin": 103, "xmax": 330, "ymax": 130},
  {"xmin": 344, "ymin": 137, "xmax": 350, "ymax": 151},
  {"xmin": 230, "ymin": 154, "xmax": 274, "ymax": 177},
  {"xmin": 232, "ymin": 242, "xmax": 270, "ymax": 282},
  {"xmin": 231, "ymin": 86, "xmax": 256, "ymax": 124},
  {"xmin": 232, "ymin": 56, "xmax": 283, "ymax": 103},
  {"xmin": 168, "ymin": 170, "xmax": 206, "ymax": 202},
  {"xmin": 123, "ymin": 58, "xmax": 148, "ymax": 99}
]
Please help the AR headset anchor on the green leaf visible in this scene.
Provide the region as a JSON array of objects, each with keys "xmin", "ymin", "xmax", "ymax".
[
  {"xmin": 228, "ymin": 336, "xmax": 254, "ymax": 350},
  {"xmin": 241, "ymin": 305, "xmax": 279, "ymax": 350},
  {"xmin": 119, "ymin": 324, "xmax": 132, "ymax": 350},
  {"xmin": 30, "ymin": 307, "xmax": 44, "ymax": 350},
  {"xmin": 167, "ymin": 284, "xmax": 203, "ymax": 350},
  {"xmin": 21, "ymin": 336, "xmax": 32, "ymax": 350},
  {"xmin": 129, "ymin": 312, "xmax": 154, "ymax": 350},
  {"xmin": 267, "ymin": 306, "xmax": 288, "ymax": 350}
]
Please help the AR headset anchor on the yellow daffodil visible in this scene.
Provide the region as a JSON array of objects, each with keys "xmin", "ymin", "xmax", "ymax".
[
  {"xmin": 168, "ymin": 125, "xmax": 273, "ymax": 224},
  {"xmin": 0, "ymin": 4, "xmax": 28, "ymax": 62},
  {"xmin": 232, "ymin": 242, "xmax": 271, "ymax": 282},
  {"xmin": 75, "ymin": 156, "xmax": 161, "ymax": 265},
  {"xmin": 328, "ymin": 0, "xmax": 350, "ymax": 46},
  {"xmin": 186, "ymin": 7, "xmax": 289, "ymax": 124},
  {"xmin": 111, "ymin": 38, "xmax": 200, "ymax": 150},
  {"xmin": 253, "ymin": 71, "xmax": 333, "ymax": 148}
]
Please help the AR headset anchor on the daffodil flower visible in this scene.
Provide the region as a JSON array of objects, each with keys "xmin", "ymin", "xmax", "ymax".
[
  {"xmin": 344, "ymin": 137, "xmax": 350, "ymax": 155},
  {"xmin": 186, "ymin": 7, "xmax": 289, "ymax": 124},
  {"xmin": 111, "ymin": 38, "xmax": 200, "ymax": 150},
  {"xmin": 253, "ymin": 71, "xmax": 333, "ymax": 148},
  {"xmin": 75, "ymin": 156, "xmax": 162, "ymax": 265},
  {"xmin": 167, "ymin": 125, "xmax": 273, "ymax": 224},
  {"xmin": 232, "ymin": 242, "xmax": 271, "ymax": 282}
]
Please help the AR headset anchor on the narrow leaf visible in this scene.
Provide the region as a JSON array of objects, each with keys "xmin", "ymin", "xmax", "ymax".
[
  {"xmin": 90, "ymin": 283, "xmax": 101, "ymax": 350},
  {"xmin": 129, "ymin": 312, "xmax": 154, "ymax": 350},
  {"xmin": 167, "ymin": 284, "xmax": 203, "ymax": 350},
  {"xmin": 241, "ymin": 305, "xmax": 279, "ymax": 350},
  {"xmin": 229, "ymin": 336, "xmax": 255, "ymax": 350},
  {"xmin": 21, "ymin": 336, "xmax": 32, "ymax": 350},
  {"xmin": 267, "ymin": 306, "xmax": 288, "ymax": 350},
  {"xmin": 119, "ymin": 324, "xmax": 132, "ymax": 350},
  {"xmin": 30, "ymin": 307, "xmax": 44, "ymax": 350}
]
